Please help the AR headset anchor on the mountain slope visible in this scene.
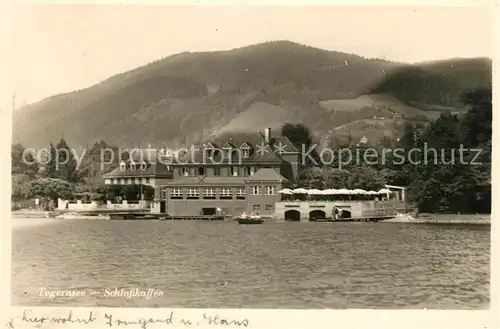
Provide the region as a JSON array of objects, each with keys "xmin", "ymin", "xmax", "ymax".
[
  {"xmin": 371, "ymin": 57, "xmax": 491, "ymax": 107},
  {"xmin": 13, "ymin": 41, "xmax": 491, "ymax": 150}
]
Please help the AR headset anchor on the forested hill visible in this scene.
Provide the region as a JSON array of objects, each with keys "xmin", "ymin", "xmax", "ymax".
[
  {"xmin": 371, "ymin": 57, "xmax": 491, "ymax": 107},
  {"xmin": 12, "ymin": 40, "xmax": 491, "ymax": 150}
]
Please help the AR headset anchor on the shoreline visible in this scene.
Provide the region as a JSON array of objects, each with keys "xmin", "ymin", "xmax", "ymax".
[
  {"xmin": 11, "ymin": 211, "xmax": 491, "ymax": 225},
  {"xmin": 381, "ymin": 214, "xmax": 491, "ymax": 224}
]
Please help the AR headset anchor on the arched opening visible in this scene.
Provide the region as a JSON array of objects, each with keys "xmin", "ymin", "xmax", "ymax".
[
  {"xmin": 284, "ymin": 210, "xmax": 301, "ymax": 221},
  {"xmin": 340, "ymin": 209, "xmax": 352, "ymax": 219},
  {"xmin": 309, "ymin": 210, "xmax": 326, "ymax": 221}
]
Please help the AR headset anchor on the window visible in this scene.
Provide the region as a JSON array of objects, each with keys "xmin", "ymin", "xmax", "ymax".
[
  {"xmin": 253, "ymin": 204, "xmax": 260, "ymax": 211},
  {"xmin": 160, "ymin": 188, "xmax": 168, "ymax": 200},
  {"xmin": 171, "ymin": 188, "xmax": 183, "ymax": 199},
  {"xmin": 145, "ymin": 177, "xmax": 150, "ymax": 184},
  {"xmin": 203, "ymin": 188, "xmax": 216, "ymax": 199},
  {"xmin": 120, "ymin": 178, "xmax": 125, "ymax": 184},
  {"xmin": 113, "ymin": 178, "xmax": 118, "ymax": 184},
  {"xmin": 229, "ymin": 167, "xmax": 238, "ymax": 176},
  {"xmin": 236, "ymin": 187, "xmax": 246, "ymax": 200},
  {"xmin": 265, "ymin": 204, "xmax": 274, "ymax": 211},
  {"xmin": 180, "ymin": 167, "xmax": 189, "ymax": 176},
  {"xmin": 204, "ymin": 149, "xmax": 213, "ymax": 160},
  {"xmin": 244, "ymin": 167, "xmax": 255, "ymax": 176},
  {"xmin": 213, "ymin": 168, "xmax": 221, "ymax": 176},
  {"xmin": 119, "ymin": 161, "xmax": 126, "ymax": 171},
  {"xmin": 135, "ymin": 178, "xmax": 140, "ymax": 184},
  {"xmin": 140, "ymin": 161, "xmax": 147, "ymax": 170},
  {"xmin": 252, "ymin": 186, "xmax": 261, "ymax": 195},
  {"xmin": 198, "ymin": 167, "xmax": 205, "ymax": 176},
  {"xmin": 242, "ymin": 149, "xmax": 250, "ymax": 158},
  {"xmin": 220, "ymin": 188, "xmax": 232, "ymax": 200},
  {"xmin": 130, "ymin": 163, "xmax": 136, "ymax": 170},
  {"xmin": 186, "ymin": 188, "xmax": 200, "ymax": 199},
  {"xmin": 266, "ymin": 186, "xmax": 276, "ymax": 195}
]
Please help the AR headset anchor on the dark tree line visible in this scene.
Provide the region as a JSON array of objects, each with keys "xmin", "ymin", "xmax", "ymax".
[{"xmin": 11, "ymin": 139, "xmax": 127, "ymax": 206}]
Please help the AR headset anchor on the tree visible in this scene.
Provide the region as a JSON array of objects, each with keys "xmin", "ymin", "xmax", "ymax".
[
  {"xmin": 460, "ymin": 85, "xmax": 492, "ymax": 148},
  {"xmin": 12, "ymin": 174, "xmax": 31, "ymax": 201},
  {"xmin": 11, "ymin": 143, "xmax": 38, "ymax": 177},
  {"xmin": 44, "ymin": 143, "xmax": 58, "ymax": 178},
  {"xmin": 281, "ymin": 123, "xmax": 320, "ymax": 165},
  {"xmin": 399, "ymin": 86, "xmax": 492, "ymax": 213},
  {"xmin": 346, "ymin": 166, "xmax": 386, "ymax": 190},
  {"xmin": 78, "ymin": 140, "xmax": 124, "ymax": 185},
  {"xmin": 26, "ymin": 178, "xmax": 73, "ymax": 204},
  {"xmin": 55, "ymin": 138, "xmax": 79, "ymax": 182}
]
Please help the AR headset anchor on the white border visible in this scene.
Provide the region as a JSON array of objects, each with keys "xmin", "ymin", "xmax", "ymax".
[{"xmin": 1, "ymin": 2, "xmax": 498, "ymax": 329}]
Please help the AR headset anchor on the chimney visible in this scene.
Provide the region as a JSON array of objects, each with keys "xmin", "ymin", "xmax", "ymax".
[{"xmin": 264, "ymin": 127, "xmax": 271, "ymax": 143}]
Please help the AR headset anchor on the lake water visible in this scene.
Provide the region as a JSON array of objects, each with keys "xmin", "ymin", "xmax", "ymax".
[{"xmin": 11, "ymin": 217, "xmax": 490, "ymax": 309}]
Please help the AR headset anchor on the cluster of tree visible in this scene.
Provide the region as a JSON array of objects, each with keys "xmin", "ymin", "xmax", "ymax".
[
  {"xmin": 11, "ymin": 139, "xmax": 126, "ymax": 208},
  {"xmin": 281, "ymin": 85, "xmax": 492, "ymax": 213},
  {"xmin": 398, "ymin": 86, "xmax": 491, "ymax": 213}
]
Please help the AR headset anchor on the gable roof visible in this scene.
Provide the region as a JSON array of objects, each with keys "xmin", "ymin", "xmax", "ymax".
[
  {"xmin": 222, "ymin": 141, "xmax": 236, "ymax": 149},
  {"xmin": 102, "ymin": 162, "xmax": 173, "ymax": 178},
  {"xmin": 203, "ymin": 142, "xmax": 218, "ymax": 149},
  {"xmin": 174, "ymin": 132, "xmax": 299, "ymax": 165},
  {"xmin": 244, "ymin": 168, "xmax": 287, "ymax": 182},
  {"xmin": 206, "ymin": 132, "xmax": 299, "ymax": 153}
]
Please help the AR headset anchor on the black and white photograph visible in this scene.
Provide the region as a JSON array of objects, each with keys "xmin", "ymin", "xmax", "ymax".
[{"xmin": 7, "ymin": 4, "xmax": 493, "ymax": 314}]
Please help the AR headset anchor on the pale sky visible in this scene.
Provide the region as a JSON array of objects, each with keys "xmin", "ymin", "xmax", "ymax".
[{"xmin": 10, "ymin": 5, "xmax": 493, "ymax": 106}]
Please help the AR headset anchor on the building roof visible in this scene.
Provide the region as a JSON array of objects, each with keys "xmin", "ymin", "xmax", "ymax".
[
  {"xmin": 102, "ymin": 162, "xmax": 173, "ymax": 178},
  {"xmin": 244, "ymin": 168, "xmax": 288, "ymax": 182},
  {"xmin": 207, "ymin": 132, "xmax": 299, "ymax": 153},
  {"xmin": 385, "ymin": 184, "xmax": 408, "ymax": 190},
  {"xmin": 174, "ymin": 132, "xmax": 299, "ymax": 165},
  {"xmin": 124, "ymin": 149, "xmax": 178, "ymax": 164}
]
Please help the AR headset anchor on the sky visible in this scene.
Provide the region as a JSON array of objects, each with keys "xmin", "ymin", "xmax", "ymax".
[{"xmin": 9, "ymin": 5, "xmax": 493, "ymax": 106}]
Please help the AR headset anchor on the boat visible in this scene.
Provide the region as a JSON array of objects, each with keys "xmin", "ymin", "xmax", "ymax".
[
  {"xmin": 236, "ymin": 212, "xmax": 264, "ymax": 225},
  {"xmin": 237, "ymin": 218, "xmax": 264, "ymax": 224}
]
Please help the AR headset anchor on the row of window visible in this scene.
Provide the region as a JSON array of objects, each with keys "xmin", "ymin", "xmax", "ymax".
[
  {"xmin": 204, "ymin": 148, "xmax": 252, "ymax": 159},
  {"xmin": 119, "ymin": 162, "xmax": 148, "ymax": 171},
  {"xmin": 108, "ymin": 177, "xmax": 151, "ymax": 184},
  {"xmin": 162, "ymin": 186, "xmax": 276, "ymax": 199},
  {"xmin": 180, "ymin": 166, "xmax": 256, "ymax": 177},
  {"xmin": 254, "ymin": 204, "xmax": 275, "ymax": 211}
]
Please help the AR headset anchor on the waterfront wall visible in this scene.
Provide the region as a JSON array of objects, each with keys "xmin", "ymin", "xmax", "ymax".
[
  {"xmin": 275, "ymin": 200, "xmax": 407, "ymax": 221},
  {"xmin": 57, "ymin": 199, "xmax": 150, "ymax": 211}
]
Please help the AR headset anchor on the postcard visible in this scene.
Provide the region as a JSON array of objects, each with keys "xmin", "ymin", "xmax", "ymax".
[{"xmin": 1, "ymin": 2, "xmax": 496, "ymax": 329}]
